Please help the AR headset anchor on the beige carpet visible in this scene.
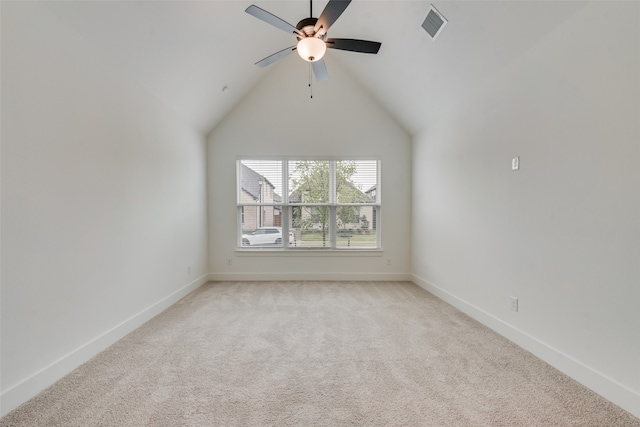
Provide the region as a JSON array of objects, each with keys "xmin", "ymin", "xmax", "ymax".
[{"xmin": 2, "ymin": 281, "xmax": 638, "ymax": 426}]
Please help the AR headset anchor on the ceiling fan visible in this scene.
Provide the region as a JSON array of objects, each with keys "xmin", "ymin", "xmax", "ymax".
[{"xmin": 245, "ymin": 0, "xmax": 381, "ymax": 82}]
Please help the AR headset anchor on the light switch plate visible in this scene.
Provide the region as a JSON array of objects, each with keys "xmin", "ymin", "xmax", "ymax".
[{"xmin": 512, "ymin": 156, "xmax": 520, "ymax": 170}]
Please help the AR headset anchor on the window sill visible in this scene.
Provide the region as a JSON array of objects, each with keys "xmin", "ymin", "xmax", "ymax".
[{"xmin": 235, "ymin": 248, "xmax": 383, "ymax": 257}]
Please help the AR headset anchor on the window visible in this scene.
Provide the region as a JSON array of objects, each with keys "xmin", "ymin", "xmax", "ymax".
[{"xmin": 237, "ymin": 159, "xmax": 380, "ymax": 249}]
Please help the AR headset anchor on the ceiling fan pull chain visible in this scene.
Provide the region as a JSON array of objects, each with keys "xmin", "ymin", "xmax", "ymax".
[{"xmin": 309, "ymin": 63, "xmax": 313, "ymax": 99}]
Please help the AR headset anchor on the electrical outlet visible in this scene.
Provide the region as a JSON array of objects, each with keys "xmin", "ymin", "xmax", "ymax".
[
  {"xmin": 227, "ymin": 258, "xmax": 232, "ymax": 266},
  {"xmin": 512, "ymin": 156, "xmax": 520, "ymax": 170},
  {"xmin": 188, "ymin": 266, "xmax": 192, "ymax": 276},
  {"xmin": 510, "ymin": 296, "xmax": 519, "ymax": 312},
  {"xmin": 386, "ymin": 259, "xmax": 392, "ymax": 266}
]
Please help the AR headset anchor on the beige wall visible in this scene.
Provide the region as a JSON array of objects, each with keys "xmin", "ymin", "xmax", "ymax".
[
  {"xmin": 208, "ymin": 59, "xmax": 411, "ymax": 280},
  {"xmin": 1, "ymin": 1, "xmax": 208, "ymax": 415},
  {"xmin": 411, "ymin": 2, "xmax": 640, "ymax": 416}
]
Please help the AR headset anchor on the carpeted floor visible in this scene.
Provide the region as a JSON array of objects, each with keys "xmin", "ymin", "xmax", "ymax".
[{"xmin": 2, "ymin": 281, "xmax": 638, "ymax": 426}]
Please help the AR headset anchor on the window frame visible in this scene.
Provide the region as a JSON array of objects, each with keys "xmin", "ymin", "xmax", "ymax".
[{"xmin": 237, "ymin": 158, "xmax": 381, "ymax": 251}]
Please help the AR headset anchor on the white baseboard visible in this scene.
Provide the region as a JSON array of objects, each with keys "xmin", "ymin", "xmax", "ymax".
[
  {"xmin": 0, "ymin": 274, "xmax": 208, "ymax": 417},
  {"xmin": 208, "ymin": 272, "xmax": 412, "ymax": 282},
  {"xmin": 411, "ymin": 274, "xmax": 640, "ymax": 419}
]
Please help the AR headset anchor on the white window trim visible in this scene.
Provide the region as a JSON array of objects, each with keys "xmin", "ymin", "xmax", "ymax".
[{"xmin": 237, "ymin": 158, "xmax": 381, "ymax": 252}]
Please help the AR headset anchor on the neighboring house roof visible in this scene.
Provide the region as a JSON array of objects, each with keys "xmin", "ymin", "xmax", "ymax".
[
  {"xmin": 365, "ymin": 185, "xmax": 377, "ymax": 203},
  {"xmin": 340, "ymin": 181, "xmax": 374, "ymax": 203},
  {"xmin": 241, "ymin": 163, "xmax": 274, "ymax": 200}
]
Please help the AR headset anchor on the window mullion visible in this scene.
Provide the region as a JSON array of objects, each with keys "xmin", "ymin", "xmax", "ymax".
[
  {"xmin": 237, "ymin": 206, "xmax": 242, "ymax": 247},
  {"xmin": 329, "ymin": 161, "xmax": 336, "ymax": 248},
  {"xmin": 376, "ymin": 206, "xmax": 381, "ymax": 248},
  {"xmin": 236, "ymin": 161, "xmax": 240, "ymax": 203},
  {"xmin": 329, "ymin": 161, "xmax": 336, "ymax": 204},
  {"xmin": 283, "ymin": 160, "xmax": 289, "ymax": 204},
  {"xmin": 376, "ymin": 160, "xmax": 381, "ymax": 204},
  {"xmin": 282, "ymin": 160, "xmax": 289, "ymax": 248}
]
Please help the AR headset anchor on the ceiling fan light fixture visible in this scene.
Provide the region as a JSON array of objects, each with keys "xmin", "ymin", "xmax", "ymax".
[
  {"xmin": 297, "ymin": 37, "xmax": 326, "ymax": 62},
  {"xmin": 246, "ymin": 0, "xmax": 381, "ymax": 82}
]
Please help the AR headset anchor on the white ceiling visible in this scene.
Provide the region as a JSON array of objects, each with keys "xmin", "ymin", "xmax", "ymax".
[{"xmin": 41, "ymin": 1, "xmax": 587, "ymax": 136}]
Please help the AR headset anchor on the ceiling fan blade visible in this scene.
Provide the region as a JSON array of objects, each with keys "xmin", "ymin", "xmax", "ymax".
[
  {"xmin": 311, "ymin": 59, "xmax": 329, "ymax": 82},
  {"xmin": 314, "ymin": 0, "xmax": 352, "ymax": 36},
  {"xmin": 255, "ymin": 46, "xmax": 296, "ymax": 68},
  {"xmin": 245, "ymin": 5, "xmax": 303, "ymax": 37},
  {"xmin": 326, "ymin": 38, "xmax": 381, "ymax": 54}
]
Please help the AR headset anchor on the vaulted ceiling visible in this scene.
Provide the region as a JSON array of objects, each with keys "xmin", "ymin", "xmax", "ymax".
[{"xmin": 40, "ymin": 1, "xmax": 587, "ymax": 136}]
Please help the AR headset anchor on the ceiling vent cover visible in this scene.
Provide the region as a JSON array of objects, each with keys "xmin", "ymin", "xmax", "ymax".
[{"xmin": 421, "ymin": 5, "xmax": 447, "ymax": 40}]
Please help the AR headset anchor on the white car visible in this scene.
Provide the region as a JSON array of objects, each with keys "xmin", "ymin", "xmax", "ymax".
[{"xmin": 242, "ymin": 227, "xmax": 295, "ymax": 246}]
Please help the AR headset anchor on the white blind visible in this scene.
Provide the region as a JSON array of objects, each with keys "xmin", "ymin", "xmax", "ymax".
[{"xmin": 337, "ymin": 160, "xmax": 378, "ymax": 204}]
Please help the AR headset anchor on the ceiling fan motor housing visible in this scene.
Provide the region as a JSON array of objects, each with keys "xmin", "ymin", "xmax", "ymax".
[{"xmin": 296, "ymin": 17, "xmax": 320, "ymax": 39}]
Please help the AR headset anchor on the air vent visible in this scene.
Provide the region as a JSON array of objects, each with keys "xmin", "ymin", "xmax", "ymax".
[{"xmin": 421, "ymin": 5, "xmax": 447, "ymax": 40}]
